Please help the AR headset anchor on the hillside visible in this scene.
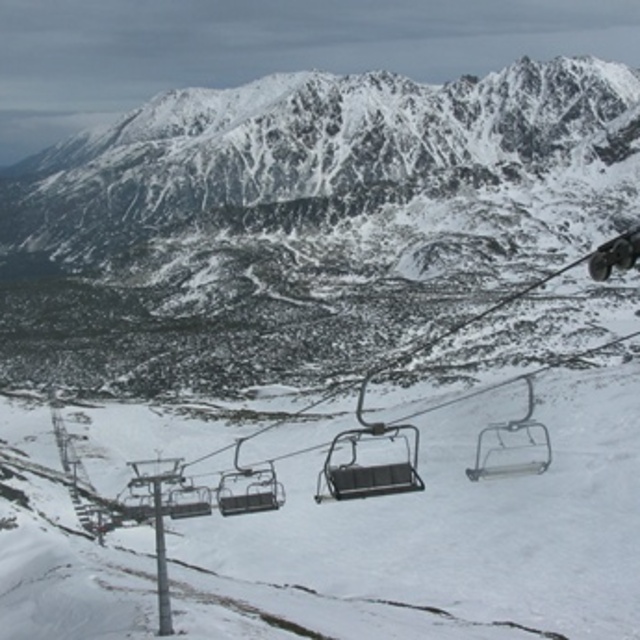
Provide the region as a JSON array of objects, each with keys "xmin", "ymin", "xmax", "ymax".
[
  {"xmin": 1, "ymin": 356, "xmax": 640, "ymax": 638},
  {"xmin": 1, "ymin": 55, "xmax": 640, "ymax": 398}
]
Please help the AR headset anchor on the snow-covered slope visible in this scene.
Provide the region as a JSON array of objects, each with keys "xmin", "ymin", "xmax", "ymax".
[{"xmin": 2, "ymin": 352, "xmax": 640, "ymax": 638}]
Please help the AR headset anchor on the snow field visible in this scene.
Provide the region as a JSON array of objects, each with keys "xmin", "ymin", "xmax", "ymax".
[{"xmin": 1, "ymin": 360, "xmax": 640, "ymax": 638}]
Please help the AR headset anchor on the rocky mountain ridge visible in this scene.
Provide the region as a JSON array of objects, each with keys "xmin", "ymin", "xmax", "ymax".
[
  {"xmin": 2, "ymin": 55, "xmax": 639, "ymax": 266},
  {"xmin": 1, "ymin": 55, "xmax": 640, "ymax": 398}
]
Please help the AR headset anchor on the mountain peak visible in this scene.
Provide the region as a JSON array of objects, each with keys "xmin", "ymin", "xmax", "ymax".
[{"xmin": 4, "ymin": 54, "xmax": 640, "ymax": 264}]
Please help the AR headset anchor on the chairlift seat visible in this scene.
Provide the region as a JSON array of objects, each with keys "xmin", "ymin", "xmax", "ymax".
[
  {"xmin": 218, "ymin": 491, "xmax": 280, "ymax": 517},
  {"xmin": 170, "ymin": 501, "xmax": 213, "ymax": 520},
  {"xmin": 122, "ymin": 504, "xmax": 154, "ymax": 521},
  {"xmin": 329, "ymin": 462, "xmax": 424, "ymax": 500},
  {"xmin": 121, "ymin": 493, "xmax": 155, "ymax": 521},
  {"xmin": 218, "ymin": 441, "xmax": 286, "ymax": 516},
  {"xmin": 316, "ymin": 421, "xmax": 425, "ymax": 503},
  {"xmin": 122, "ymin": 501, "xmax": 172, "ymax": 521},
  {"xmin": 466, "ymin": 460, "xmax": 549, "ymax": 482},
  {"xmin": 168, "ymin": 484, "xmax": 213, "ymax": 520}
]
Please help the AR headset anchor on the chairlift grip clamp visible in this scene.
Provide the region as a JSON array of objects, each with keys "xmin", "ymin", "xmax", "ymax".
[{"xmin": 371, "ymin": 422, "xmax": 387, "ymax": 436}]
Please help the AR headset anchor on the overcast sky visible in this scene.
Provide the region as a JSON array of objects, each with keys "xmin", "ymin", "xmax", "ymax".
[{"xmin": 1, "ymin": 0, "xmax": 639, "ymax": 166}]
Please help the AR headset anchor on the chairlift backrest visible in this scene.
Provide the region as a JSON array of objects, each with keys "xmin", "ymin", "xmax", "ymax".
[{"xmin": 329, "ymin": 460, "xmax": 421, "ymax": 499}]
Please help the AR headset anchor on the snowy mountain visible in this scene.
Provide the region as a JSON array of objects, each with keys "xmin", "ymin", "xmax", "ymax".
[
  {"xmin": 2, "ymin": 55, "xmax": 640, "ymax": 263},
  {"xmin": 1, "ymin": 55, "xmax": 640, "ymax": 398},
  {"xmin": 3, "ymin": 55, "xmax": 640, "ymax": 638}
]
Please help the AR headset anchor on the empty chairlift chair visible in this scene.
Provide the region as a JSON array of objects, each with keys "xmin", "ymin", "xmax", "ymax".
[
  {"xmin": 216, "ymin": 439, "xmax": 285, "ymax": 517},
  {"xmin": 121, "ymin": 474, "xmax": 165, "ymax": 522},
  {"xmin": 121, "ymin": 491, "xmax": 156, "ymax": 522},
  {"xmin": 315, "ymin": 372, "xmax": 425, "ymax": 502},
  {"xmin": 466, "ymin": 376, "xmax": 552, "ymax": 482},
  {"xmin": 168, "ymin": 480, "xmax": 213, "ymax": 520}
]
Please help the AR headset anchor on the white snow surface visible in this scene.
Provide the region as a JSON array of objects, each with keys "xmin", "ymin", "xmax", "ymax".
[{"xmin": 2, "ymin": 356, "xmax": 640, "ymax": 639}]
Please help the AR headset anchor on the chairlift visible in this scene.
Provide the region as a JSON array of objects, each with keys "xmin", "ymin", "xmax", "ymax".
[
  {"xmin": 121, "ymin": 475, "xmax": 173, "ymax": 521},
  {"xmin": 121, "ymin": 492, "xmax": 156, "ymax": 521},
  {"xmin": 216, "ymin": 438, "xmax": 285, "ymax": 517},
  {"xmin": 168, "ymin": 479, "xmax": 213, "ymax": 520},
  {"xmin": 315, "ymin": 372, "xmax": 425, "ymax": 502},
  {"xmin": 466, "ymin": 376, "xmax": 552, "ymax": 482}
]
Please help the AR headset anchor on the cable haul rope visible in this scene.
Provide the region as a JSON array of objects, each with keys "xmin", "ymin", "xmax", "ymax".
[
  {"xmin": 102, "ymin": 228, "xmax": 640, "ymax": 524},
  {"xmin": 388, "ymin": 327, "xmax": 640, "ymax": 426},
  {"xmin": 231, "ymin": 327, "xmax": 640, "ymax": 473},
  {"xmin": 116, "ymin": 318, "xmax": 640, "ymax": 499},
  {"xmin": 181, "ymin": 379, "xmax": 358, "ymax": 470},
  {"xmin": 117, "ymin": 325, "xmax": 640, "ymax": 496},
  {"xmin": 366, "ymin": 251, "xmax": 592, "ymax": 379},
  {"xmin": 179, "ymin": 236, "xmax": 618, "ymax": 473}
]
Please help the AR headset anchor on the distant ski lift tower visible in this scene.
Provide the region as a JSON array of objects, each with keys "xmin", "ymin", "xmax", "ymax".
[{"xmin": 127, "ymin": 457, "xmax": 184, "ymax": 637}]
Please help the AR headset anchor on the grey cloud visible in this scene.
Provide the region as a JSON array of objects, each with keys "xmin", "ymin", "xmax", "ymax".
[{"xmin": 0, "ymin": 110, "xmax": 120, "ymax": 166}]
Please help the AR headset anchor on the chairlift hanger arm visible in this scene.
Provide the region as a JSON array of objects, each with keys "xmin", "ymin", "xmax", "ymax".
[
  {"xmin": 233, "ymin": 438, "xmax": 253, "ymax": 475},
  {"xmin": 505, "ymin": 375, "xmax": 535, "ymax": 427},
  {"xmin": 356, "ymin": 370, "xmax": 392, "ymax": 433}
]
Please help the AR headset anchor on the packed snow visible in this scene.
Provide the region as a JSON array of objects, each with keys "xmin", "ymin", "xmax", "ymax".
[{"xmin": 1, "ymin": 349, "xmax": 640, "ymax": 638}]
